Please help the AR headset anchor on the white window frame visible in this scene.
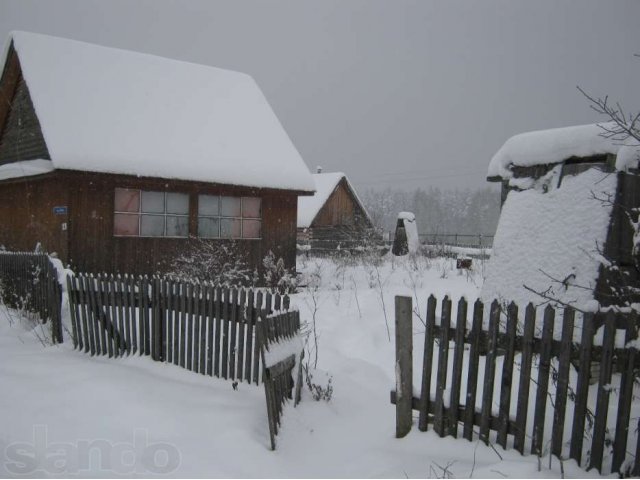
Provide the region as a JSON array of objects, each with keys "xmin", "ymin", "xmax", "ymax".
[
  {"xmin": 197, "ymin": 195, "xmax": 262, "ymax": 240},
  {"xmin": 114, "ymin": 188, "xmax": 190, "ymax": 238}
]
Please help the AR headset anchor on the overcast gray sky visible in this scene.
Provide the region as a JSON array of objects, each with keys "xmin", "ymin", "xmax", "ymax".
[{"xmin": 0, "ymin": 0, "xmax": 638, "ymax": 191}]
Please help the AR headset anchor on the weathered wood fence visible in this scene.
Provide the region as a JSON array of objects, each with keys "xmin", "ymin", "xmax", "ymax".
[
  {"xmin": 0, "ymin": 257, "xmax": 305, "ymax": 450},
  {"xmin": 0, "ymin": 252, "xmax": 63, "ymax": 343},
  {"xmin": 67, "ymin": 273, "xmax": 291, "ymax": 384},
  {"xmin": 392, "ymin": 295, "xmax": 640, "ymax": 476},
  {"xmin": 258, "ymin": 310, "xmax": 304, "ymax": 450},
  {"xmin": 419, "ymin": 233, "xmax": 494, "ymax": 249}
]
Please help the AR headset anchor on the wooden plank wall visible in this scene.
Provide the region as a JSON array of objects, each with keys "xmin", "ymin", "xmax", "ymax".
[
  {"xmin": 312, "ymin": 178, "xmax": 370, "ymax": 228},
  {"xmin": 0, "ymin": 170, "xmax": 301, "ymax": 277},
  {"xmin": 0, "ymin": 178, "xmax": 69, "ymax": 262},
  {"xmin": 0, "ymin": 77, "xmax": 50, "ymax": 164},
  {"xmin": 63, "ymin": 171, "xmax": 298, "ymax": 276}
]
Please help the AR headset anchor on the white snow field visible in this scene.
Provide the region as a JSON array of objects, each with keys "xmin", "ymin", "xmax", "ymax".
[{"xmin": 0, "ymin": 255, "xmax": 607, "ymax": 477}]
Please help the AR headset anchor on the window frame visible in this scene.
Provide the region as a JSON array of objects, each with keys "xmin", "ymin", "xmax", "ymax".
[
  {"xmin": 113, "ymin": 188, "xmax": 190, "ymax": 238},
  {"xmin": 197, "ymin": 195, "xmax": 262, "ymax": 240}
]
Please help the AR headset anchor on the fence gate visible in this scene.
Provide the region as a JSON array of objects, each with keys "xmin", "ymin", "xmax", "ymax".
[
  {"xmin": 66, "ymin": 273, "xmax": 291, "ymax": 384},
  {"xmin": 258, "ymin": 309, "xmax": 304, "ymax": 450},
  {"xmin": 66, "ymin": 273, "xmax": 304, "ymax": 449},
  {"xmin": 391, "ymin": 294, "xmax": 640, "ymax": 476}
]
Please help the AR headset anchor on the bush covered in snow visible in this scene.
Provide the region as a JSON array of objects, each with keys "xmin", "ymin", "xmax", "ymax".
[
  {"xmin": 167, "ymin": 238, "xmax": 257, "ymax": 286},
  {"xmin": 263, "ymin": 251, "xmax": 298, "ymax": 294}
]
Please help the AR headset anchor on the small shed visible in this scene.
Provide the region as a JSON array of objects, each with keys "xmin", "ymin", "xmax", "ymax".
[
  {"xmin": 297, "ymin": 170, "xmax": 374, "ymax": 252},
  {"xmin": 0, "ymin": 31, "xmax": 314, "ymax": 275},
  {"xmin": 481, "ymin": 123, "xmax": 640, "ymax": 310}
]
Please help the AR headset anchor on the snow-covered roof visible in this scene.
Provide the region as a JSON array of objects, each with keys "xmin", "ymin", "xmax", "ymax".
[
  {"xmin": 488, "ymin": 123, "xmax": 639, "ymax": 179},
  {"xmin": 481, "ymin": 168, "xmax": 617, "ymax": 311},
  {"xmin": 3, "ymin": 31, "xmax": 314, "ymax": 192},
  {"xmin": 297, "ymin": 172, "xmax": 370, "ymax": 228}
]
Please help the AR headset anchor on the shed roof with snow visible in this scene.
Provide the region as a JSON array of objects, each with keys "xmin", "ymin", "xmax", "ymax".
[
  {"xmin": 487, "ymin": 123, "xmax": 640, "ymax": 181},
  {"xmin": 297, "ymin": 172, "xmax": 370, "ymax": 228},
  {"xmin": 0, "ymin": 31, "xmax": 314, "ymax": 192},
  {"xmin": 482, "ymin": 123, "xmax": 640, "ymax": 311}
]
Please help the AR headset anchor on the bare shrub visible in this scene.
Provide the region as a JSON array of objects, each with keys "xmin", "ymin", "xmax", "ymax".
[
  {"xmin": 304, "ymin": 366, "xmax": 333, "ymax": 402},
  {"xmin": 167, "ymin": 237, "xmax": 257, "ymax": 286},
  {"xmin": 263, "ymin": 250, "xmax": 298, "ymax": 294}
]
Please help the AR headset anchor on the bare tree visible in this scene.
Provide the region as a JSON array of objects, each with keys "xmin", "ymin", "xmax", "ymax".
[{"xmin": 577, "ymin": 81, "xmax": 640, "ymax": 146}]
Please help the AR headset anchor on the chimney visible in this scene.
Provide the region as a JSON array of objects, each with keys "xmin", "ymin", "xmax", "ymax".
[{"xmin": 316, "ymin": 166, "xmax": 323, "ymax": 174}]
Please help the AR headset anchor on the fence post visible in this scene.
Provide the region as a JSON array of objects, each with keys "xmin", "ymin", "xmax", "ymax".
[
  {"xmin": 395, "ymin": 295, "xmax": 413, "ymax": 438},
  {"xmin": 152, "ymin": 277, "xmax": 164, "ymax": 362},
  {"xmin": 49, "ymin": 268, "xmax": 63, "ymax": 344}
]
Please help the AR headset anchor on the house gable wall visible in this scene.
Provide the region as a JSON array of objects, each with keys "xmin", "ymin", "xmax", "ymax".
[
  {"xmin": 0, "ymin": 45, "xmax": 50, "ymax": 166},
  {"xmin": 311, "ymin": 178, "xmax": 370, "ymax": 228},
  {"xmin": 298, "ymin": 178, "xmax": 374, "ymax": 251}
]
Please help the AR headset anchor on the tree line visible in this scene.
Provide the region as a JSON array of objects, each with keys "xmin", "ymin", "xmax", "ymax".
[{"xmin": 360, "ymin": 186, "xmax": 501, "ymax": 237}]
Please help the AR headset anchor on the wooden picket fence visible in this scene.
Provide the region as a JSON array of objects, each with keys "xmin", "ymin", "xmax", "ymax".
[
  {"xmin": 0, "ymin": 251, "xmax": 63, "ymax": 343},
  {"xmin": 392, "ymin": 295, "xmax": 640, "ymax": 476},
  {"xmin": 258, "ymin": 310, "xmax": 304, "ymax": 450},
  {"xmin": 66, "ymin": 273, "xmax": 291, "ymax": 384}
]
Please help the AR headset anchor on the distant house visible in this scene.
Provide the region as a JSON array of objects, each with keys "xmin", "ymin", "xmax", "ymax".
[
  {"xmin": 297, "ymin": 170, "xmax": 374, "ymax": 252},
  {"xmin": 0, "ymin": 31, "xmax": 314, "ymax": 275},
  {"xmin": 482, "ymin": 123, "xmax": 640, "ymax": 310}
]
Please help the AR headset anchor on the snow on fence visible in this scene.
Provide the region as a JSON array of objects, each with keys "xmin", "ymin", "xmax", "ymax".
[
  {"xmin": 0, "ymin": 252, "xmax": 63, "ymax": 343},
  {"xmin": 392, "ymin": 295, "xmax": 640, "ymax": 476},
  {"xmin": 257, "ymin": 310, "xmax": 304, "ymax": 450},
  {"xmin": 66, "ymin": 273, "xmax": 291, "ymax": 385}
]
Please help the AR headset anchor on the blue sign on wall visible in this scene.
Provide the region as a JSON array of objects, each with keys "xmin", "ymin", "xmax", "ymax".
[{"xmin": 53, "ymin": 206, "xmax": 68, "ymax": 215}]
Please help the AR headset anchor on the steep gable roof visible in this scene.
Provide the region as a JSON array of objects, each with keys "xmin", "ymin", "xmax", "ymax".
[
  {"xmin": 297, "ymin": 172, "xmax": 371, "ymax": 228},
  {"xmin": 2, "ymin": 31, "xmax": 314, "ymax": 192}
]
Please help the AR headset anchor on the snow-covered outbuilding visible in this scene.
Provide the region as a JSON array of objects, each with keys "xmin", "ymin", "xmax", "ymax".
[
  {"xmin": 0, "ymin": 31, "xmax": 314, "ymax": 275},
  {"xmin": 482, "ymin": 123, "xmax": 640, "ymax": 310},
  {"xmin": 297, "ymin": 170, "xmax": 374, "ymax": 252}
]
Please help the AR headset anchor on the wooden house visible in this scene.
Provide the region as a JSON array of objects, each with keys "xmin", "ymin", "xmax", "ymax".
[
  {"xmin": 297, "ymin": 170, "xmax": 374, "ymax": 252},
  {"xmin": 482, "ymin": 123, "xmax": 640, "ymax": 310},
  {"xmin": 0, "ymin": 31, "xmax": 314, "ymax": 275}
]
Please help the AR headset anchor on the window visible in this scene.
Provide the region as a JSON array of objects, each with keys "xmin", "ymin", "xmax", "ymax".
[
  {"xmin": 114, "ymin": 188, "xmax": 189, "ymax": 237},
  {"xmin": 198, "ymin": 195, "xmax": 261, "ymax": 239}
]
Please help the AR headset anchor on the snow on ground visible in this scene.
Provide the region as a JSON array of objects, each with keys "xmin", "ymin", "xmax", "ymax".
[{"xmin": 0, "ymin": 255, "xmax": 607, "ymax": 477}]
